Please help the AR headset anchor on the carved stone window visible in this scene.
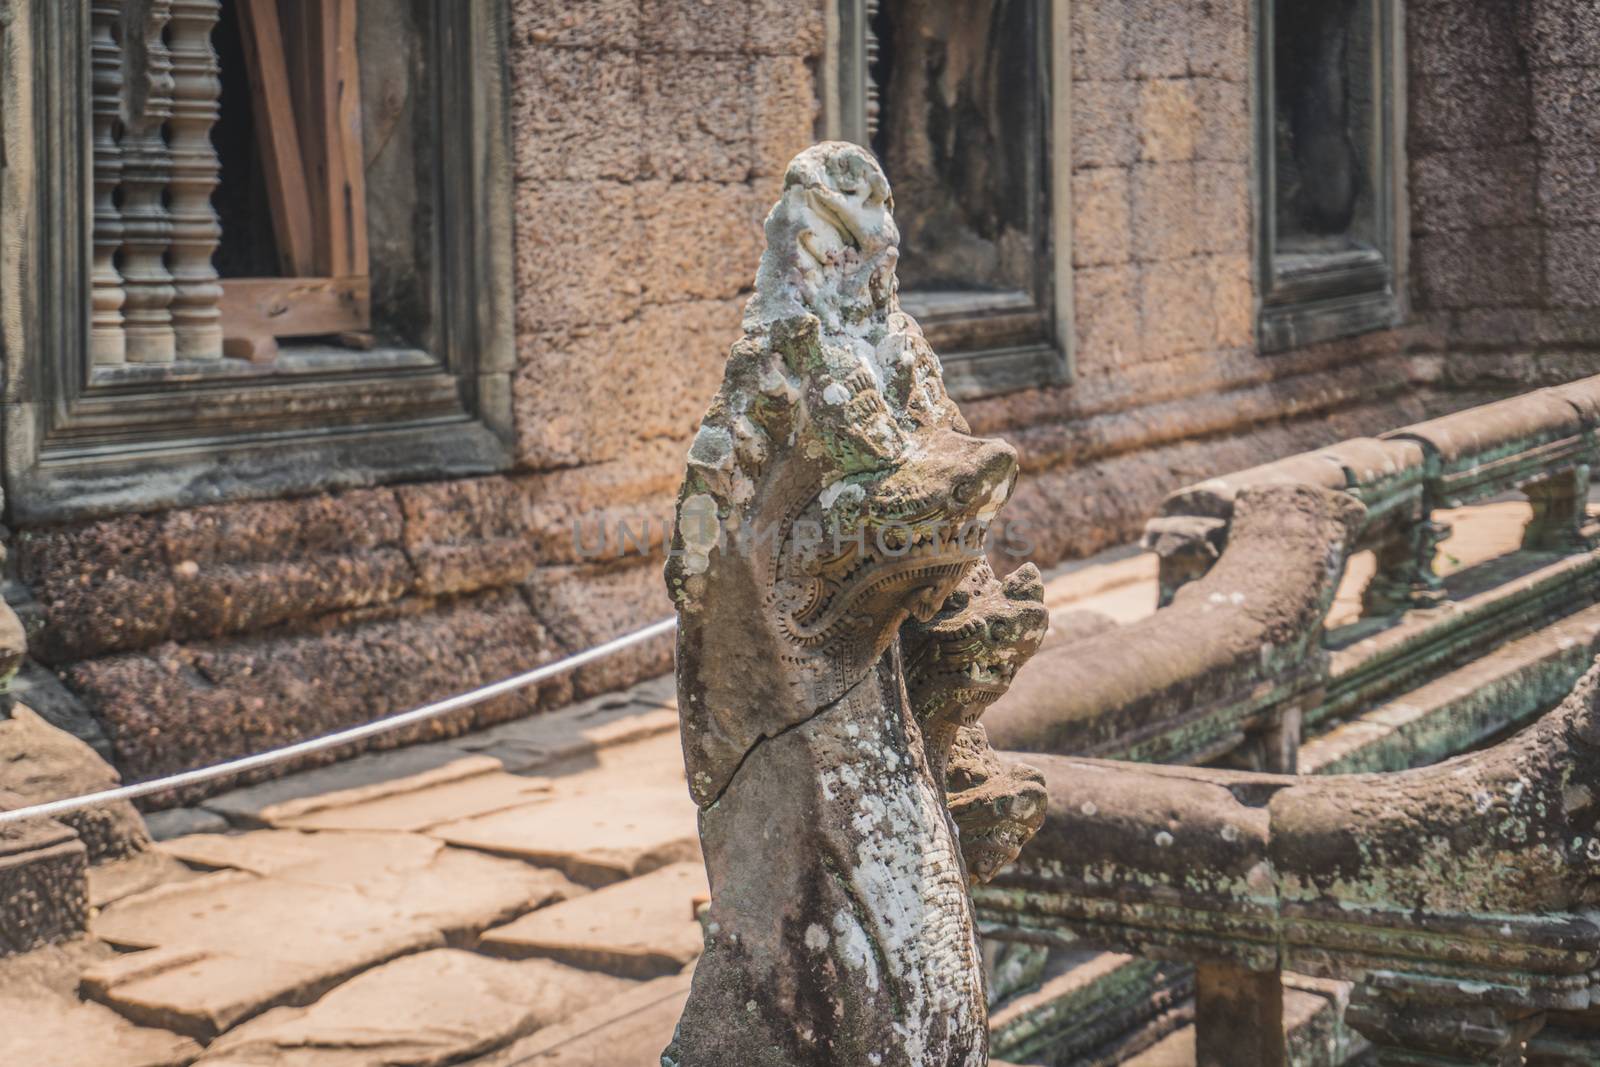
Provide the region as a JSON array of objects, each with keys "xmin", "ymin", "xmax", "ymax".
[
  {"xmin": 832, "ymin": 0, "xmax": 1071, "ymax": 398},
  {"xmin": 1258, "ymin": 0, "xmax": 1402, "ymax": 351},
  {"xmin": 2, "ymin": 0, "xmax": 514, "ymax": 521}
]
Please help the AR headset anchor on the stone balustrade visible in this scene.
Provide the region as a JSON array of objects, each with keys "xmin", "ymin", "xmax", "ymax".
[
  {"xmin": 95, "ymin": 0, "xmax": 223, "ymax": 365},
  {"xmin": 987, "ymin": 375, "xmax": 1600, "ymax": 780},
  {"xmin": 976, "ymin": 378, "xmax": 1600, "ymax": 1064},
  {"xmin": 976, "ymin": 657, "xmax": 1600, "ymax": 1064}
]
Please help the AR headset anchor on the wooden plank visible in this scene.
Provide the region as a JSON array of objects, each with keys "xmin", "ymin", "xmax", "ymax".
[
  {"xmin": 282, "ymin": 0, "xmax": 368, "ymax": 279},
  {"xmin": 236, "ymin": 0, "xmax": 315, "ymax": 276},
  {"xmin": 219, "ymin": 276, "xmax": 370, "ymax": 353}
]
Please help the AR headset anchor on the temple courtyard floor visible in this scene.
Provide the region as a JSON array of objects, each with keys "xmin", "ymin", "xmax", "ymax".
[{"xmin": 0, "ymin": 500, "xmax": 1554, "ymax": 1066}]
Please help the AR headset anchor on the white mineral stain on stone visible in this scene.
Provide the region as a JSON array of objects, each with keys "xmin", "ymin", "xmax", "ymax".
[
  {"xmin": 678, "ymin": 493, "xmax": 721, "ymax": 575},
  {"xmin": 1154, "ymin": 831, "xmax": 1174, "ymax": 848},
  {"xmin": 805, "ymin": 924, "xmax": 829, "ymax": 951},
  {"xmin": 1221, "ymin": 824, "xmax": 1240, "ymax": 843},
  {"xmin": 822, "ymin": 382, "xmax": 851, "ymax": 406},
  {"xmin": 1080, "ymin": 801, "xmax": 1097, "ymax": 817}
]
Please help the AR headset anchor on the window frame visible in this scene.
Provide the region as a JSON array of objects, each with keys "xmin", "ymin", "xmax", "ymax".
[
  {"xmin": 0, "ymin": 0, "xmax": 515, "ymax": 523},
  {"xmin": 828, "ymin": 0, "xmax": 1074, "ymax": 400},
  {"xmin": 1255, "ymin": 0, "xmax": 1406, "ymax": 353}
]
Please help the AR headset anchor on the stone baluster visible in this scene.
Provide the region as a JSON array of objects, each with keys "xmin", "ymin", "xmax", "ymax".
[
  {"xmin": 864, "ymin": 0, "xmax": 882, "ymax": 139},
  {"xmin": 1362, "ymin": 510, "xmax": 1450, "ymax": 617},
  {"xmin": 90, "ymin": 0, "xmax": 127, "ymax": 366},
  {"xmin": 1522, "ymin": 464, "xmax": 1592, "ymax": 552},
  {"xmin": 119, "ymin": 0, "xmax": 176, "ymax": 363},
  {"xmin": 167, "ymin": 0, "xmax": 222, "ymax": 360},
  {"xmin": 1347, "ymin": 984, "xmax": 1544, "ymax": 1067}
]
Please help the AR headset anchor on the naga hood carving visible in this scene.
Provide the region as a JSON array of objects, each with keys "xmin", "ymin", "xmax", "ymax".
[
  {"xmin": 667, "ymin": 142, "xmax": 1017, "ymax": 809},
  {"xmin": 664, "ymin": 142, "xmax": 1049, "ymax": 1067}
]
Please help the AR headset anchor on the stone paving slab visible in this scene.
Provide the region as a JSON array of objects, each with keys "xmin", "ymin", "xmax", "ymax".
[
  {"xmin": 200, "ymin": 743, "xmax": 473, "ymax": 828},
  {"xmin": 158, "ymin": 829, "xmax": 583, "ymax": 944},
  {"xmin": 0, "ymin": 941, "xmax": 204, "ymax": 1067},
  {"xmin": 257, "ymin": 757, "xmax": 552, "ymax": 833},
  {"xmin": 85, "ymin": 830, "xmax": 582, "ymax": 1038},
  {"xmin": 195, "ymin": 949, "xmax": 636, "ymax": 1067},
  {"xmin": 2, "ymin": 991, "xmax": 204, "ymax": 1067},
  {"xmin": 88, "ymin": 850, "xmax": 198, "ymax": 910},
  {"xmin": 470, "ymin": 970, "xmax": 693, "ymax": 1066},
  {"xmin": 84, "ymin": 872, "xmax": 444, "ymax": 1038},
  {"xmin": 452, "ymin": 698, "xmax": 679, "ymax": 773},
  {"xmin": 480, "ymin": 861, "xmax": 707, "ymax": 978},
  {"xmin": 431, "ymin": 782, "xmax": 699, "ymax": 887}
]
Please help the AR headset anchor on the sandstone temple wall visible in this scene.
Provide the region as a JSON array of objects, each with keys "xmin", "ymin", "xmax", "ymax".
[{"xmin": 11, "ymin": 0, "xmax": 1600, "ymax": 793}]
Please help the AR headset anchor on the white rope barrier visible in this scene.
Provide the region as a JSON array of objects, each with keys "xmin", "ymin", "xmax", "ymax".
[{"xmin": 0, "ymin": 617, "xmax": 677, "ymax": 828}]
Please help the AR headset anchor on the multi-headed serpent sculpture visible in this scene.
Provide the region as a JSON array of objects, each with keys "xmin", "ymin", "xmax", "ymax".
[{"xmin": 662, "ymin": 143, "xmax": 1049, "ymax": 1066}]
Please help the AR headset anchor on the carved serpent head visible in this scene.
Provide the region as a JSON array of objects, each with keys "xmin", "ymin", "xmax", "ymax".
[{"xmin": 667, "ymin": 143, "xmax": 1019, "ymax": 808}]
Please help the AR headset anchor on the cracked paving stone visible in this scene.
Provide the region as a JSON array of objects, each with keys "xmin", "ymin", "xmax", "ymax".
[
  {"xmin": 480, "ymin": 861, "xmax": 708, "ymax": 978},
  {"xmin": 85, "ymin": 834, "xmax": 580, "ymax": 1039},
  {"xmin": 194, "ymin": 948, "xmax": 636, "ymax": 1067},
  {"xmin": 469, "ymin": 970, "xmax": 693, "ymax": 1066},
  {"xmin": 254, "ymin": 757, "xmax": 552, "ymax": 833},
  {"xmin": 430, "ymin": 783, "xmax": 699, "ymax": 887}
]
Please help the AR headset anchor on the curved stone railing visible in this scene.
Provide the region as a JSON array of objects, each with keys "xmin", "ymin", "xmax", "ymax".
[
  {"xmin": 976, "ymin": 658, "xmax": 1600, "ymax": 1064},
  {"xmin": 986, "ymin": 375, "xmax": 1600, "ymax": 778},
  {"xmin": 978, "ymin": 378, "xmax": 1600, "ymax": 1063}
]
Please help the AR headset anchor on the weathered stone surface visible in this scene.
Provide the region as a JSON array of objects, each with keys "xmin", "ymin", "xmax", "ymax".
[
  {"xmin": 512, "ymin": 298, "xmax": 741, "ymax": 468},
  {"xmin": 987, "ymin": 485, "xmax": 1364, "ymax": 760},
  {"xmin": 510, "ymin": 181, "xmax": 643, "ymax": 339},
  {"xmin": 750, "ymin": 56, "xmax": 817, "ymax": 179},
  {"xmin": 1074, "ymin": 81, "xmax": 1140, "ymax": 170},
  {"xmin": 0, "ymin": 704, "xmax": 149, "ymax": 862},
  {"xmin": 88, "ymin": 850, "xmax": 198, "ymax": 910},
  {"xmin": 395, "ymin": 477, "xmax": 540, "ymax": 597},
  {"xmin": 481, "ymin": 861, "xmax": 706, "ymax": 978},
  {"xmin": 476, "ymin": 971, "xmax": 693, "ymax": 1066},
  {"xmin": 450, "ymin": 696, "xmax": 678, "ymax": 773},
  {"xmin": 0, "ymin": 942, "xmax": 199, "ymax": 1064},
  {"xmin": 1415, "ymin": 227, "xmax": 1544, "ymax": 311},
  {"xmin": 158, "ymin": 829, "xmax": 581, "ymax": 941},
  {"xmin": 196, "ymin": 949, "xmax": 634, "ymax": 1067},
  {"xmin": 0, "ymin": 804, "xmax": 88, "ymax": 956},
  {"xmin": 87, "ymin": 826, "xmax": 577, "ymax": 1039},
  {"xmin": 1, "ymin": 993, "xmax": 201, "ymax": 1067},
  {"xmin": 525, "ymin": 559, "xmax": 677, "ymax": 698},
  {"xmin": 638, "ymin": 181, "xmax": 767, "ymax": 305},
  {"xmin": 662, "ymin": 143, "xmax": 1045, "ymax": 1066},
  {"xmin": 72, "ymin": 590, "xmax": 570, "ymax": 788},
  {"xmin": 638, "ymin": 0, "xmax": 749, "ymax": 53},
  {"xmin": 1411, "ymin": 70, "xmax": 1532, "ymax": 152},
  {"xmin": 1074, "ymin": 168, "xmax": 1132, "ymax": 268},
  {"xmin": 1136, "ymin": 80, "xmax": 1199, "ymax": 163},
  {"xmin": 201, "ymin": 743, "xmax": 471, "ymax": 827},
  {"xmin": 142, "ymin": 806, "xmax": 229, "ymax": 841},
  {"xmin": 508, "ymin": 48, "xmax": 641, "ymax": 183},
  {"xmin": 253, "ymin": 759, "xmax": 550, "ymax": 833},
  {"xmin": 640, "ymin": 55, "xmax": 753, "ymax": 182},
  {"xmin": 85, "ymin": 872, "xmax": 443, "ymax": 1038},
  {"xmin": 434, "ymin": 782, "xmax": 698, "ymax": 887},
  {"xmin": 507, "ymin": 0, "xmax": 637, "ymax": 52}
]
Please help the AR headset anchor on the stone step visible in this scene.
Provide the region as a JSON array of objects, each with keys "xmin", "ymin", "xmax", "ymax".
[
  {"xmin": 1302, "ymin": 599, "xmax": 1600, "ymax": 774},
  {"xmin": 1118, "ymin": 976, "xmax": 1365, "ymax": 1067},
  {"xmin": 195, "ymin": 948, "xmax": 636, "ymax": 1066},
  {"xmin": 989, "ymin": 952, "xmax": 1193, "ymax": 1066},
  {"xmin": 480, "ymin": 861, "xmax": 707, "ymax": 979}
]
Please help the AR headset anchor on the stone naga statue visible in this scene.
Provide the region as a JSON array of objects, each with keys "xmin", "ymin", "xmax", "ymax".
[{"xmin": 662, "ymin": 143, "xmax": 1048, "ymax": 1066}]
